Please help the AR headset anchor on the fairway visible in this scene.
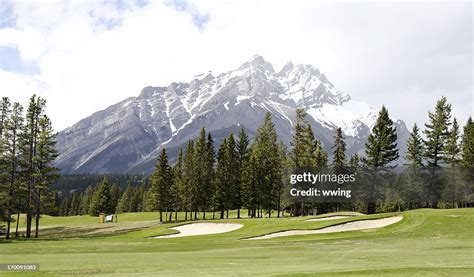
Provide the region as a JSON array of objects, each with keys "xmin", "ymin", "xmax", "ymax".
[{"xmin": 1, "ymin": 208, "xmax": 473, "ymax": 276}]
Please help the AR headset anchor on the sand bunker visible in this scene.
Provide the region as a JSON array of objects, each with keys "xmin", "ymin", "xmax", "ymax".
[
  {"xmin": 246, "ymin": 216, "xmax": 402, "ymax": 240},
  {"xmin": 155, "ymin": 223, "xmax": 243, "ymax": 238},
  {"xmin": 307, "ymin": 216, "xmax": 352, "ymax": 221}
]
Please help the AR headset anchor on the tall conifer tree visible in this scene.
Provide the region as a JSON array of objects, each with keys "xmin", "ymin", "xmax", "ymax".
[
  {"xmin": 151, "ymin": 148, "xmax": 172, "ymax": 222},
  {"xmin": 405, "ymin": 124, "xmax": 424, "ymax": 172}
]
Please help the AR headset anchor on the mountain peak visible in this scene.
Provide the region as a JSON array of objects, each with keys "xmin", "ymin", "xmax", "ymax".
[
  {"xmin": 54, "ymin": 55, "xmax": 409, "ymax": 174},
  {"xmin": 238, "ymin": 54, "xmax": 274, "ymax": 73}
]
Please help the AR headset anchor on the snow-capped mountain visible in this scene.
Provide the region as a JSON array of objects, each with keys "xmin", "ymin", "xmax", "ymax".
[{"xmin": 55, "ymin": 55, "xmax": 409, "ymax": 173}]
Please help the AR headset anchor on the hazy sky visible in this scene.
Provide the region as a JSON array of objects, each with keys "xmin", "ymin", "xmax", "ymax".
[{"xmin": 0, "ymin": 0, "xmax": 472, "ymax": 131}]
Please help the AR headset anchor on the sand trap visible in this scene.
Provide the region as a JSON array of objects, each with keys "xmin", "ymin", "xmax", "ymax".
[
  {"xmin": 154, "ymin": 223, "xmax": 243, "ymax": 238},
  {"xmin": 246, "ymin": 216, "xmax": 403, "ymax": 240},
  {"xmin": 307, "ymin": 216, "xmax": 351, "ymax": 221}
]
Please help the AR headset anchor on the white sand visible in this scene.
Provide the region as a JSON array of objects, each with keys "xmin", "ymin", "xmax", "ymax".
[
  {"xmin": 246, "ymin": 216, "xmax": 403, "ymax": 240},
  {"xmin": 306, "ymin": 216, "xmax": 351, "ymax": 221},
  {"xmin": 154, "ymin": 223, "xmax": 243, "ymax": 238}
]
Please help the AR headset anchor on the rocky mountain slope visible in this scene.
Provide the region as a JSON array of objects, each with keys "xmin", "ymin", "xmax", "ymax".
[{"xmin": 55, "ymin": 55, "xmax": 409, "ymax": 173}]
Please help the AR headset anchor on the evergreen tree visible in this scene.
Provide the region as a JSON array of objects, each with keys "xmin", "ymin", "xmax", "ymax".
[
  {"xmin": 215, "ymin": 138, "xmax": 230, "ymax": 219},
  {"xmin": 192, "ymin": 128, "xmax": 215, "ymax": 219},
  {"xmin": 461, "ymin": 117, "xmax": 473, "ymax": 167},
  {"xmin": 3, "ymin": 102, "xmax": 23, "ymax": 239},
  {"xmin": 363, "ymin": 106, "xmax": 399, "ymax": 214},
  {"xmin": 364, "ymin": 106, "xmax": 399, "ymax": 168},
  {"xmin": 314, "ymin": 140, "xmax": 328, "ymax": 168},
  {"xmin": 79, "ymin": 185, "xmax": 94, "ymax": 215},
  {"xmin": 34, "ymin": 115, "xmax": 59, "ymax": 237},
  {"xmin": 423, "ymin": 97, "xmax": 452, "ymax": 207},
  {"xmin": 89, "ymin": 177, "xmax": 113, "ymax": 216},
  {"xmin": 150, "ymin": 148, "xmax": 172, "ymax": 222},
  {"xmin": 182, "ymin": 140, "xmax": 196, "ymax": 220},
  {"xmin": 69, "ymin": 192, "xmax": 80, "ymax": 216},
  {"xmin": 116, "ymin": 183, "xmax": 133, "ymax": 213},
  {"xmin": 170, "ymin": 148, "xmax": 183, "ymax": 221},
  {"xmin": 443, "ymin": 118, "xmax": 463, "ymax": 208},
  {"xmin": 405, "ymin": 124, "xmax": 424, "ymax": 172},
  {"xmin": 249, "ymin": 112, "xmax": 281, "ymax": 217},
  {"xmin": 235, "ymin": 128, "xmax": 249, "ymax": 218},
  {"xmin": 60, "ymin": 194, "xmax": 71, "ymax": 216},
  {"xmin": 19, "ymin": 95, "xmax": 46, "ymax": 237},
  {"xmin": 109, "ymin": 184, "xmax": 120, "ymax": 214},
  {"xmin": 290, "ymin": 108, "xmax": 316, "ymax": 168},
  {"xmin": 332, "ymin": 127, "xmax": 346, "ymax": 169},
  {"xmin": 349, "ymin": 153, "xmax": 360, "ymax": 168},
  {"xmin": 0, "ymin": 97, "xmax": 11, "ymax": 137},
  {"xmin": 444, "ymin": 118, "xmax": 461, "ymax": 166},
  {"xmin": 205, "ymin": 132, "xmax": 215, "ymax": 219}
]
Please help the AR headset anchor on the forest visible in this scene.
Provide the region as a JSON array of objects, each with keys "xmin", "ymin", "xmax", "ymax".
[{"xmin": 0, "ymin": 95, "xmax": 473, "ymax": 238}]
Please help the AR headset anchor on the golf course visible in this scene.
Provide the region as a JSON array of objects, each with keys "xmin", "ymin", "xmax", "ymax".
[{"xmin": 1, "ymin": 208, "xmax": 473, "ymax": 276}]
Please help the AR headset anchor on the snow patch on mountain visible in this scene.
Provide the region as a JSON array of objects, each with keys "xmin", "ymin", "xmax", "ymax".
[{"xmin": 307, "ymin": 100, "xmax": 378, "ymax": 137}]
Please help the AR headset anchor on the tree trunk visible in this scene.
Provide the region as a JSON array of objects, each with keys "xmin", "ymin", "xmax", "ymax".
[
  {"xmin": 6, "ymin": 216, "xmax": 11, "ymax": 239},
  {"xmin": 159, "ymin": 210, "xmax": 163, "ymax": 222},
  {"xmin": 237, "ymin": 208, "xmax": 240, "ymax": 219},
  {"xmin": 15, "ymin": 209, "xmax": 20, "ymax": 237},
  {"xmin": 35, "ymin": 188, "xmax": 41, "ymax": 238}
]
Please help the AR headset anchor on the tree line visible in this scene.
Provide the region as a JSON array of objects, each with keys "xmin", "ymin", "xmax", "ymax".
[
  {"xmin": 140, "ymin": 96, "xmax": 473, "ymax": 221},
  {"xmin": 0, "ymin": 96, "xmax": 59, "ymax": 239},
  {"xmin": 1, "ymin": 95, "xmax": 472, "ymax": 235}
]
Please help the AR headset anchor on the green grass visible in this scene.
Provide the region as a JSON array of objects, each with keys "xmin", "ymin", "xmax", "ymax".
[{"xmin": 1, "ymin": 208, "xmax": 473, "ymax": 276}]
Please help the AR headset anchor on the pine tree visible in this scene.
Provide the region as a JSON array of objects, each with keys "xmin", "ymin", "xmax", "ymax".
[
  {"xmin": 249, "ymin": 112, "xmax": 281, "ymax": 217},
  {"xmin": 364, "ymin": 106, "xmax": 399, "ymax": 168},
  {"xmin": 405, "ymin": 124, "xmax": 424, "ymax": 172},
  {"xmin": 182, "ymin": 140, "xmax": 196, "ymax": 220},
  {"xmin": 444, "ymin": 118, "xmax": 461, "ymax": 166},
  {"xmin": 290, "ymin": 108, "xmax": 308, "ymax": 168},
  {"xmin": 215, "ymin": 138, "xmax": 229, "ymax": 219},
  {"xmin": 89, "ymin": 177, "xmax": 113, "ymax": 216},
  {"xmin": 3, "ymin": 102, "xmax": 23, "ymax": 239},
  {"xmin": 194, "ymin": 128, "xmax": 209, "ymax": 219},
  {"xmin": 349, "ymin": 153, "xmax": 360, "ymax": 168},
  {"xmin": 19, "ymin": 95, "xmax": 46, "ymax": 237},
  {"xmin": 423, "ymin": 97, "xmax": 452, "ymax": 207},
  {"xmin": 461, "ymin": 117, "xmax": 473, "ymax": 167},
  {"xmin": 204, "ymin": 132, "xmax": 215, "ymax": 219},
  {"xmin": 314, "ymin": 140, "xmax": 328, "ymax": 168},
  {"xmin": 151, "ymin": 148, "xmax": 172, "ymax": 222},
  {"xmin": 235, "ymin": 128, "xmax": 249, "ymax": 218},
  {"xmin": 109, "ymin": 184, "xmax": 120, "ymax": 214},
  {"xmin": 290, "ymin": 108, "xmax": 316, "ymax": 168},
  {"xmin": 443, "ymin": 118, "xmax": 462, "ymax": 207},
  {"xmin": 79, "ymin": 185, "xmax": 94, "ymax": 215},
  {"xmin": 69, "ymin": 192, "xmax": 80, "ymax": 216},
  {"xmin": 363, "ymin": 106, "xmax": 399, "ymax": 214},
  {"xmin": 170, "ymin": 147, "xmax": 183, "ymax": 221},
  {"xmin": 34, "ymin": 115, "xmax": 59, "ymax": 237},
  {"xmin": 116, "ymin": 184, "xmax": 133, "ymax": 213},
  {"xmin": 332, "ymin": 127, "xmax": 346, "ymax": 169},
  {"xmin": 424, "ymin": 97, "xmax": 452, "ymax": 166},
  {"xmin": 60, "ymin": 194, "xmax": 71, "ymax": 216},
  {"xmin": 0, "ymin": 97, "xmax": 11, "ymax": 137}
]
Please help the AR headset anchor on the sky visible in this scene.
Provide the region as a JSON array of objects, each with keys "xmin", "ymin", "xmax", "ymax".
[{"xmin": 0, "ymin": 0, "xmax": 472, "ymax": 132}]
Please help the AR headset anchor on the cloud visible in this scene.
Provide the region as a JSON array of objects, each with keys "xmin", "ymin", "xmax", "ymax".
[{"xmin": 0, "ymin": 0, "xmax": 472, "ymax": 131}]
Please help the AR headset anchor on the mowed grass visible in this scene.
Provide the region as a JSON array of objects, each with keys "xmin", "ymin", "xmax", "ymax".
[{"xmin": 0, "ymin": 208, "xmax": 473, "ymax": 276}]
